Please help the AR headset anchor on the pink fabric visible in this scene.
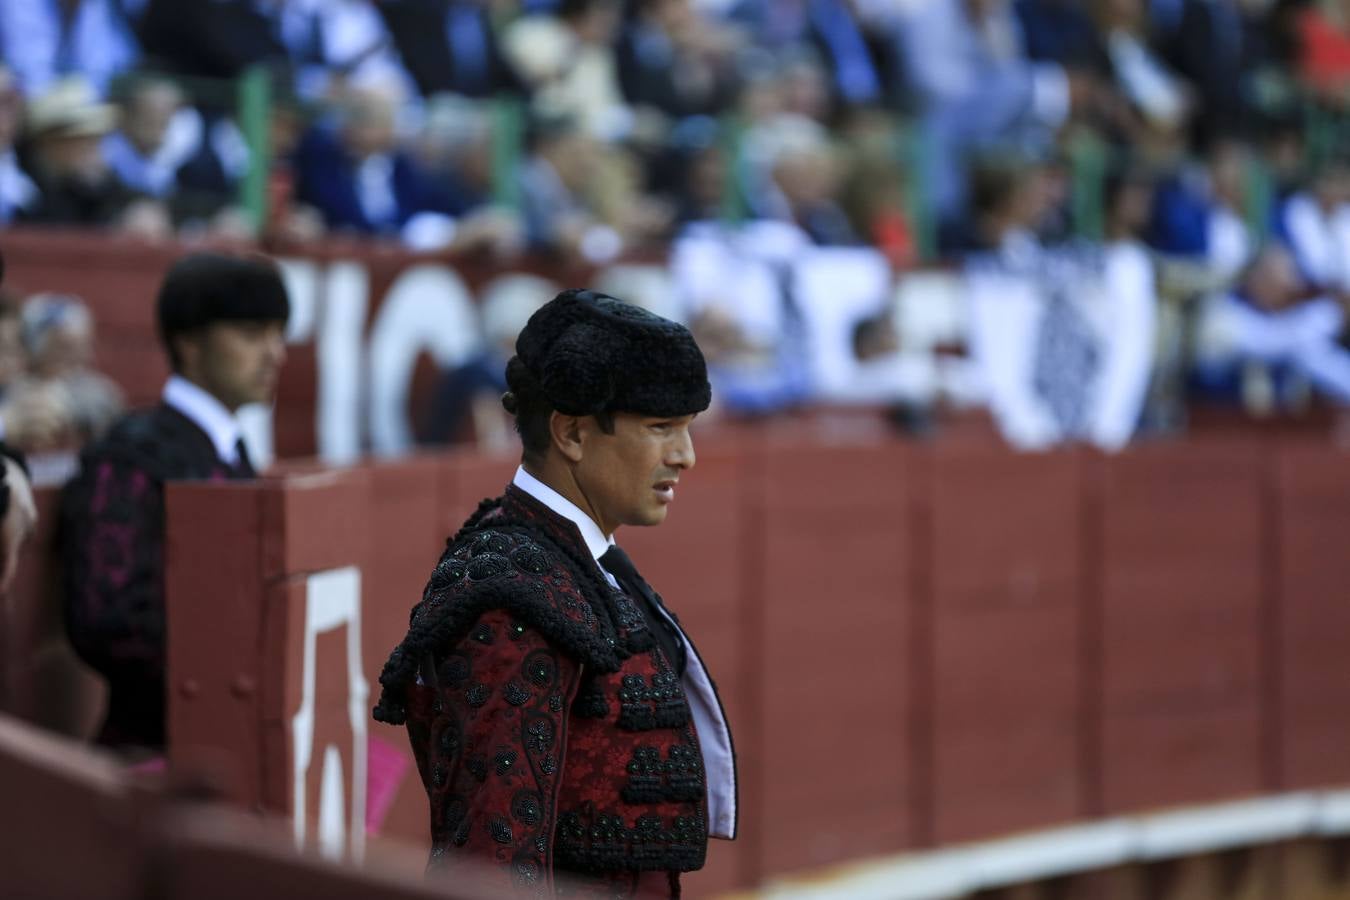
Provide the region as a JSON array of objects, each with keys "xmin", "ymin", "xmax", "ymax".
[
  {"xmin": 365, "ymin": 732, "xmax": 411, "ymax": 836},
  {"xmin": 126, "ymin": 755, "xmax": 167, "ymax": 775}
]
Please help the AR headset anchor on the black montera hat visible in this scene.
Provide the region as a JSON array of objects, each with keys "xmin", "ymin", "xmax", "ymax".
[{"xmin": 513, "ymin": 288, "xmax": 710, "ymax": 418}]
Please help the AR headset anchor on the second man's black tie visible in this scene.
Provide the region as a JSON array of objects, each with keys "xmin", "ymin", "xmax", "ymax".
[{"xmin": 233, "ymin": 437, "xmax": 256, "ymax": 479}]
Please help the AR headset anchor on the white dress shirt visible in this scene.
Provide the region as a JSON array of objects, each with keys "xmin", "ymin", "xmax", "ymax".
[
  {"xmin": 162, "ymin": 375, "xmax": 242, "ymax": 466},
  {"xmin": 511, "ymin": 466, "xmax": 738, "ymax": 840}
]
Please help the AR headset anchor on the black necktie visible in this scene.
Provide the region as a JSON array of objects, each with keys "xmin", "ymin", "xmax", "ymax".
[
  {"xmin": 600, "ymin": 545, "xmax": 687, "ymax": 676},
  {"xmin": 233, "ymin": 437, "xmax": 256, "ymax": 479}
]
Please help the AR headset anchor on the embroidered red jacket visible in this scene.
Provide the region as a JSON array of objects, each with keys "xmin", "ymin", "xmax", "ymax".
[{"xmin": 374, "ymin": 485, "xmax": 736, "ymax": 895}]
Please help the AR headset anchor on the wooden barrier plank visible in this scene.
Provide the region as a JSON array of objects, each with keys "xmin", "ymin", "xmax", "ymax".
[
  {"xmin": 1275, "ymin": 444, "xmax": 1350, "ymax": 790},
  {"xmin": 0, "ymin": 713, "xmax": 141, "ymax": 900},
  {"xmin": 758, "ymin": 438, "xmax": 913, "ymax": 874},
  {"xmin": 1099, "ymin": 442, "xmax": 1266, "ymax": 814},
  {"xmin": 928, "ymin": 446, "xmax": 1084, "ymax": 844},
  {"xmin": 166, "ymin": 482, "xmax": 268, "ymax": 807}
]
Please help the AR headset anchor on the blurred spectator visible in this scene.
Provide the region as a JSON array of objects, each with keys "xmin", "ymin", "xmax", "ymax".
[
  {"xmin": 504, "ymin": 0, "xmax": 633, "ymax": 140},
  {"xmin": 0, "ymin": 293, "xmax": 72, "ymax": 456},
  {"xmin": 728, "ymin": 0, "xmax": 883, "ymax": 110},
  {"xmin": 519, "ymin": 112, "xmax": 626, "ymax": 260},
  {"xmin": 1295, "ymin": 0, "xmax": 1350, "ymax": 106},
  {"xmin": 102, "ymin": 76, "xmax": 190, "ymax": 199},
  {"xmin": 1095, "ymin": 0, "xmax": 1190, "ymax": 134},
  {"xmin": 806, "ymin": 305, "xmax": 946, "ymax": 427},
  {"xmin": 20, "ymin": 293, "xmax": 125, "ymax": 442},
  {"xmin": 776, "ymin": 48, "xmax": 834, "ymax": 123},
  {"xmin": 1156, "ymin": 0, "xmax": 1270, "ymax": 147},
  {"xmin": 138, "ymin": 0, "xmax": 412, "ymax": 100},
  {"xmin": 421, "ymin": 274, "xmax": 556, "ymax": 447},
  {"xmin": 674, "ymin": 219, "xmax": 814, "ymax": 414},
  {"xmin": 837, "ymin": 109, "xmax": 917, "ymax": 266},
  {"xmin": 744, "ymin": 114, "xmax": 856, "ymax": 244},
  {"xmin": 378, "ymin": 0, "xmax": 528, "ymax": 99},
  {"xmin": 1149, "ymin": 138, "xmax": 1255, "ymax": 284},
  {"xmin": 616, "ymin": 0, "xmax": 741, "ymax": 120},
  {"xmin": 17, "ymin": 77, "xmax": 172, "ymax": 238},
  {"xmin": 257, "ymin": 82, "xmax": 327, "ymax": 244},
  {"xmin": 294, "ymin": 87, "xmax": 522, "ymax": 254},
  {"xmin": 101, "ymin": 75, "xmax": 246, "ymax": 227},
  {"xmin": 1016, "ymin": 0, "xmax": 1105, "ymax": 70},
  {"xmin": 1262, "ymin": 112, "xmax": 1311, "ymax": 200},
  {"xmin": 136, "ymin": 0, "xmax": 288, "ymax": 81},
  {"xmin": 1272, "ymin": 155, "xmax": 1350, "ymax": 294},
  {"xmin": 734, "ymin": 50, "xmax": 789, "ymax": 125},
  {"xmin": 1194, "ymin": 242, "xmax": 1350, "ymax": 410},
  {"xmin": 412, "ymin": 94, "xmax": 495, "ymax": 211},
  {"xmin": 650, "ymin": 116, "xmax": 728, "ymax": 227},
  {"xmin": 287, "ymin": 0, "xmax": 419, "ymax": 101},
  {"xmin": 897, "ymin": 0, "xmax": 1085, "ymax": 224},
  {"xmin": 0, "ymin": 67, "xmax": 38, "ymax": 224},
  {"xmin": 0, "ymin": 0, "xmax": 140, "ymax": 98},
  {"xmin": 947, "ymin": 153, "xmax": 1053, "ymax": 254}
]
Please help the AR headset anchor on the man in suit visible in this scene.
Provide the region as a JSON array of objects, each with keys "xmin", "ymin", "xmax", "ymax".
[
  {"xmin": 61, "ymin": 252, "xmax": 289, "ymax": 755},
  {"xmin": 294, "ymin": 87, "xmax": 522, "ymax": 253},
  {"xmin": 377, "ymin": 0, "xmax": 526, "ymax": 99},
  {"xmin": 374, "ymin": 289, "xmax": 737, "ymax": 897}
]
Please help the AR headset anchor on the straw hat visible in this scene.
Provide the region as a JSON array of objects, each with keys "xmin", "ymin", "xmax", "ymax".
[{"xmin": 26, "ymin": 77, "xmax": 117, "ymax": 139}]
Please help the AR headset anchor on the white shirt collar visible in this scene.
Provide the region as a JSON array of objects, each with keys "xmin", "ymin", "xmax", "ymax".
[
  {"xmin": 162, "ymin": 374, "xmax": 242, "ymax": 465},
  {"xmin": 512, "ymin": 465, "xmax": 614, "ymax": 562}
]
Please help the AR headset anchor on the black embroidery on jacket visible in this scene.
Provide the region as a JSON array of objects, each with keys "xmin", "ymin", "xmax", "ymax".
[
  {"xmin": 372, "ymin": 495, "xmax": 627, "ymax": 726},
  {"xmin": 555, "ymin": 806, "xmax": 708, "ymax": 873}
]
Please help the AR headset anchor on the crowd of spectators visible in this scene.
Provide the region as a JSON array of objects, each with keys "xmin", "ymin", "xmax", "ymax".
[{"xmin": 1, "ymin": 0, "xmax": 1350, "ymax": 453}]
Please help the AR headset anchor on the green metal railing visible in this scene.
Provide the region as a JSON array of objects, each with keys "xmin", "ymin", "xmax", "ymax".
[
  {"xmin": 490, "ymin": 97, "xmax": 524, "ymax": 212},
  {"xmin": 896, "ymin": 122, "xmax": 936, "ymax": 262},
  {"xmin": 1068, "ymin": 130, "xmax": 1108, "ymax": 242},
  {"xmin": 719, "ymin": 114, "xmax": 748, "ymax": 226},
  {"xmin": 236, "ymin": 66, "xmax": 273, "ymax": 234}
]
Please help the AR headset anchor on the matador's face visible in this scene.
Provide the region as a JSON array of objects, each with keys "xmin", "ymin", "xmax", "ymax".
[{"xmin": 574, "ymin": 412, "xmax": 697, "ymax": 535}]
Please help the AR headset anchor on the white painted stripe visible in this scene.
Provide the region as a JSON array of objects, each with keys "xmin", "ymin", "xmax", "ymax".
[
  {"xmin": 1135, "ymin": 794, "xmax": 1315, "ymax": 859},
  {"xmin": 759, "ymin": 851, "xmax": 972, "ymax": 900},
  {"xmin": 1313, "ymin": 789, "xmax": 1350, "ymax": 835},
  {"xmin": 964, "ymin": 820, "xmax": 1135, "ymax": 886},
  {"xmin": 748, "ymin": 789, "xmax": 1350, "ymax": 899}
]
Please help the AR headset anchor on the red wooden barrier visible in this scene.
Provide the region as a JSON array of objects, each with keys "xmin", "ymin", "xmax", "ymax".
[{"xmin": 28, "ymin": 431, "xmax": 1333, "ymax": 897}]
